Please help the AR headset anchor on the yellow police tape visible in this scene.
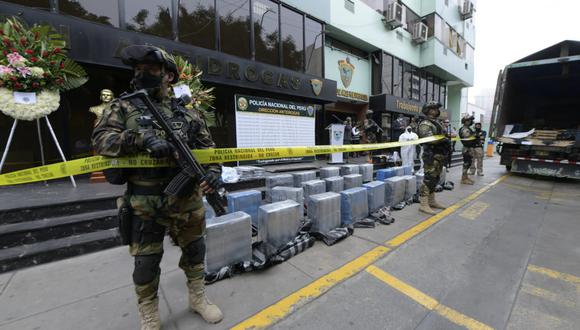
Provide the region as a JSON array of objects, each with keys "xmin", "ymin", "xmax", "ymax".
[{"xmin": 0, "ymin": 135, "xmax": 459, "ymax": 186}]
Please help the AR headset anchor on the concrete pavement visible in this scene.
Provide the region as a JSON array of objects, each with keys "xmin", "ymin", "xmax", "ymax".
[{"xmin": 0, "ymin": 159, "xmax": 578, "ymax": 330}]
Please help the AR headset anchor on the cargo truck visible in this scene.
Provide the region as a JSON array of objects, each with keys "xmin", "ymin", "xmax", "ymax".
[{"xmin": 489, "ymin": 40, "xmax": 580, "ymax": 179}]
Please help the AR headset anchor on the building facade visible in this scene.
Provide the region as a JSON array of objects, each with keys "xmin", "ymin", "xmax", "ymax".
[
  {"xmin": 283, "ymin": 0, "xmax": 475, "ymax": 142},
  {"xmin": 0, "ymin": 0, "xmax": 474, "ymax": 171},
  {"xmin": 0, "ymin": 0, "xmax": 335, "ymax": 171}
]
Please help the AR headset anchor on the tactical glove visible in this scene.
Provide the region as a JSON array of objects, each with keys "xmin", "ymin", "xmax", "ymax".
[
  {"xmin": 142, "ymin": 131, "xmax": 172, "ymax": 158},
  {"xmin": 202, "ymin": 170, "xmax": 222, "ymax": 191}
]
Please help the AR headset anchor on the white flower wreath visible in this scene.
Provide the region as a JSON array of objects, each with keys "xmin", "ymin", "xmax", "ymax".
[{"xmin": 0, "ymin": 88, "xmax": 60, "ymax": 121}]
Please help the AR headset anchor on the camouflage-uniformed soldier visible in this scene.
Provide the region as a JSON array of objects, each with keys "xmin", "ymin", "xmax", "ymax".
[
  {"xmin": 469, "ymin": 122, "xmax": 486, "ymax": 176},
  {"xmin": 417, "ymin": 101, "xmax": 450, "ymax": 215},
  {"xmin": 363, "ymin": 109, "xmax": 381, "ymax": 144},
  {"xmin": 91, "ymin": 45, "xmax": 223, "ymax": 330},
  {"xmin": 459, "ymin": 115, "xmax": 476, "ymax": 185}
]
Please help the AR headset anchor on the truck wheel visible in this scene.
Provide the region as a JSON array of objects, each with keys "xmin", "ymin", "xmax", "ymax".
[
  {"xmin": 496, "ymin": 143, "xmax": 503, "ymax": 154},
  {"xmin": 505, "ymin": 164, "xmax": 512, "ymax": 172}
]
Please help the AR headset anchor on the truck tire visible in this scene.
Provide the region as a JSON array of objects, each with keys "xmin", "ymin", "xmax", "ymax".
[
  {"xmin": 505, "ymin": 164, "xmax": 512, "ymax": 172},
  {"xmin": 496, "ymin": 142, "xmax": 503, "ymax": 154}
]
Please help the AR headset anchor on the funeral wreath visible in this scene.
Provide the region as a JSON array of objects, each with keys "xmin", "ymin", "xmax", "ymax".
[
  {"xmin": 0, "ymin": 17, "xmax": 87, "ymax": 121},
  {"xmin": 170, "ymin": 54, "xmax": 220, "ymax": 127}
]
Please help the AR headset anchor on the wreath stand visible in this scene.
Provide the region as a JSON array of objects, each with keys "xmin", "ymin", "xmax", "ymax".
[{"xmin": 0, "ymin": 116, "xmax": 77, "ymax": 187}]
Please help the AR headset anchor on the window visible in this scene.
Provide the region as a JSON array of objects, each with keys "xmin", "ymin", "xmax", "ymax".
[
  {"xmin": 403, "ymin": 6, "xmax": 420, "ymax": 34},
  {"xmin": 371, "ymin": 51, "xmax": 381, "ymax": 95},
  {"xmin": 403, "ymin": 62, "xmax": 412, "ymax": 99},
  {"xmin": 59, "ymin": 0, "xmax": 119, "ymax": 27},
  {"xmin": 411, "ymin": 69, "xmax": 420, "ymax": 101},
  {"xmin": 439, "ymin": 82, "xmax": 446, "ymax": 107},
  {"xmin": 281, "ymin": 6, "xmax": 304, "ymax": 71},
  {"xmin": 125, "ymin": 0, "xmax": 173, "ymax": 39},
  {"xmin": 381, "ymin": 53, "xmax": 392, "ymax": 95},
  {"xmin": 424, "ymin": 14, "xmax": 435, "ymax": 38},
  {"xmin": 433, "ymin": 78, "xmax": 440, "ymax": 103},
  {"xmin": 456, "ymin": 37, "xmax": 466, "ymax": 58},
  {"xmin": 218, "ymin": 0, "xmax": 251, "ymax": 59},
  {"xmin": 178, "ymin": 0, "xmax": 216, "ymax": 50},
  {"xmin": 441, "ymin": 23, "xmax": 450, "ymax": 48},
  {"xmin": 393, "ymin": 57, "xmax": 402, "ymax": 97},
  {"xmin": 466, "ymin": 44, "xmax": 474, "ymax": 64},
  {"xmin": 344, "ymin": 0, "xmax": 354, "ymax": 13},
  {"xmin": 420, "ymin": 71, "xmax": 427, "ymax": 103},
  {"xmin": 3, "ymin": 0, "xmax": 50, "ymax": 9},
  {"xmin": 427, "ymin": 74, "xmax": 434, "ymax": 101},
  {"xmin": 253, "ymin": 0, "xmax": 279, "ymax": 66},
  {"xmin": 449, "ymin": 29, "xmax": 458, "ymax": 49},
  {"xmin": 304, "ymin": 17, "xmax": 323, "ymax": 76}
]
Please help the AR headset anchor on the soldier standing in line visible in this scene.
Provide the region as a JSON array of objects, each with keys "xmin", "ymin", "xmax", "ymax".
[
  {"xmin": 459, "ymin": 115, "xmax": 476, "ymax": 185},
  {"xmin": 417, "ymin": 101, "xmax": 450, "ymax": 215},
  {"xmin": 470, "ymin": 122, "xmax": 486, "ymax": 176},
  {"xmin": 344, "ymin": 117, "xmax": 353, "ymax": 160},
  {"xmin": 364, "ymin": 109, "xmax": 381, "ymax": 144},
  {"xmin": 92, "ymin": 45, "xmax": 223, "ymax": 330}
]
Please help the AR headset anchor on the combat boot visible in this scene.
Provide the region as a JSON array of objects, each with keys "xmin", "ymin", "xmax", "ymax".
[
  {"xmin": 419, "ymin": 195, "xmax": 437, "ymax": 215},
  {"xmin": 187, "ymin": 278, "xmax": 223, "ymax": 324},
  {"xmin": 461, "ymin": 174, "xmax": 474, "ymax": 185},
  {"xmin": 138, "ymin": 298, "xmax": 161, "ymax": 330},
  {"xmin": 428, "ymin": 193, "xmax": 447, "ymax": 209}
]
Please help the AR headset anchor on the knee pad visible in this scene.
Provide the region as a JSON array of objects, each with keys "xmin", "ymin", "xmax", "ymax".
[
  {"xmin": 133, "ymin": 254, "xmax": 162, "ymax": 285},
  {"xmin": 183, "ymin": 237, "xmax": 206, "ymax": 265}
]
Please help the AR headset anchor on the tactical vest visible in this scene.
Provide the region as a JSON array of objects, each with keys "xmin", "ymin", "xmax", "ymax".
[
  {"xmin": 418, "ymin": 119, "xmax": 447, "ymax": 154},
  {"xmin": 459, "ymin": 126, "xmax": 476, "ymax": 148},
  {"xmin": 124, "ymin": 98, "xmax": 198, "ymax": 183}
]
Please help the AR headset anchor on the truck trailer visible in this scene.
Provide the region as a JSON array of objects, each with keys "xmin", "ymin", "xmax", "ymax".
[{"xmin": 490, "ymin": 40, "xmax": 580, "ymax": 179}]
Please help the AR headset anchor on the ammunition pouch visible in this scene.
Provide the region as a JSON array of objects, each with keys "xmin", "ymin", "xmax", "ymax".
[
  {"xmin": 116, "ymin": 196, "xmax": 133, "ymax": 245},
  {"xmin": 104, "ymin": 168, "xmax": 127, "ymax": 185}
]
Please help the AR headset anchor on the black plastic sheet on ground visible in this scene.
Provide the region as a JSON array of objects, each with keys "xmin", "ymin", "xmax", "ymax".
[
  {"xmin": 205, "ymin": 232, "xmax": 315, "ymax": 284},
  {"xmin": 311, "ymin": 226, "xmax": 354, "ymax": 246}
]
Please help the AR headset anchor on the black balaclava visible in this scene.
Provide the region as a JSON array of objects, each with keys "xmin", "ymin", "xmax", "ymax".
[{"xmin": 130, "ymin": 69, "xmax": 165, "ymax": 98}]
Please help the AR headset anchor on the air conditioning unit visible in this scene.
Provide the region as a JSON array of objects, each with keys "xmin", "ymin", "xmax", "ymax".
[
  {"xmin": 412, "ymin": 22, "xmax": 428, "ymax": 43},
  {"xmin": 460, "ymin": 0, "xmax": 474, "ymax": 20},
  {"xmin": 383, "ymin": 2, "xmax": 403, "ymax": 30}
]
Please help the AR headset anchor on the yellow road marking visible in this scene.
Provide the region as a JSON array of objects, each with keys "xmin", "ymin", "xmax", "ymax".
[
  {"xmin": 459, "ymin": 201, "xmax": 490, "ymax": 220},
  {"xmin": 366, "ymin": 266, "xmax": 494, "ymax": 330},
  {"xmin": 232, "ymin": 175, "xmax": 508, "ymax": 329},
  {"xmin": 231, "ymin": 246, "xmax": 390, "ymax": 330},
  {"xmin": 527, "ymin": 264, "xmax": 580, "ymax": 286},
  {"xmin": 386, "ymin": 175, "xmax": 508, "ymax": 247},
  {"xmin": 520, "ymin": 283, "xmax": 576, "ymax": 308}
]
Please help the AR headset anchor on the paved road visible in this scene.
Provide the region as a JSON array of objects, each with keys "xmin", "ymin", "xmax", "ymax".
[
  {"xmin": 0, "ymin": 159, "xmax": 578, "ymax": 330},
  {"xmin": 272, "ymin": 165, "xmax": 580, "ymax": 330}
]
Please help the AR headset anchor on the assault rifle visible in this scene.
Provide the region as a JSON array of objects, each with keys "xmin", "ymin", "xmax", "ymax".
[{"xmin": 120, "ymin": 89, "xmax": 226, "ymax": 216}]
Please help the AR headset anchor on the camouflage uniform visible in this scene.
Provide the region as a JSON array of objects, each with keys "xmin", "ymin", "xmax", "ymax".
[
  {"xmin": 417, "ymin": 118, "xmax": 448, "ymax": 197},
  {"xmin": 459, "ymin": 125, "xmax": 476, "ymax": 176},
  {"xmin": 364, "ymin": 118, "xmax": 380, "ymax": 144},
  {"xmin": 92, "ymin": 96, "xmax": 219, "ymax": 305},
  {"xmin": 470, "ymin": 129, "xmax": 486, "ymax": 175}
]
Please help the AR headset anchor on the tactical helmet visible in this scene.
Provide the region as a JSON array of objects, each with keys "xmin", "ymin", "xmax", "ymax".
[
  {"xmin": 461, "ymin": 115, "xmax": 475, "ymax": 125},
  {"xmin": 120, "ymin": 45, "xmax": 179, "ymax": 84},
  {"xmin": 422, "ymin": 101, "xmax": 442, "ymax": 116}
]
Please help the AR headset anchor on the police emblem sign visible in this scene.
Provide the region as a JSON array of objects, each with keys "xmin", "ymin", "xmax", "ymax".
[{"xmin": 338, "ymin": 57, "xmax": 355, "ymax": 88}]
